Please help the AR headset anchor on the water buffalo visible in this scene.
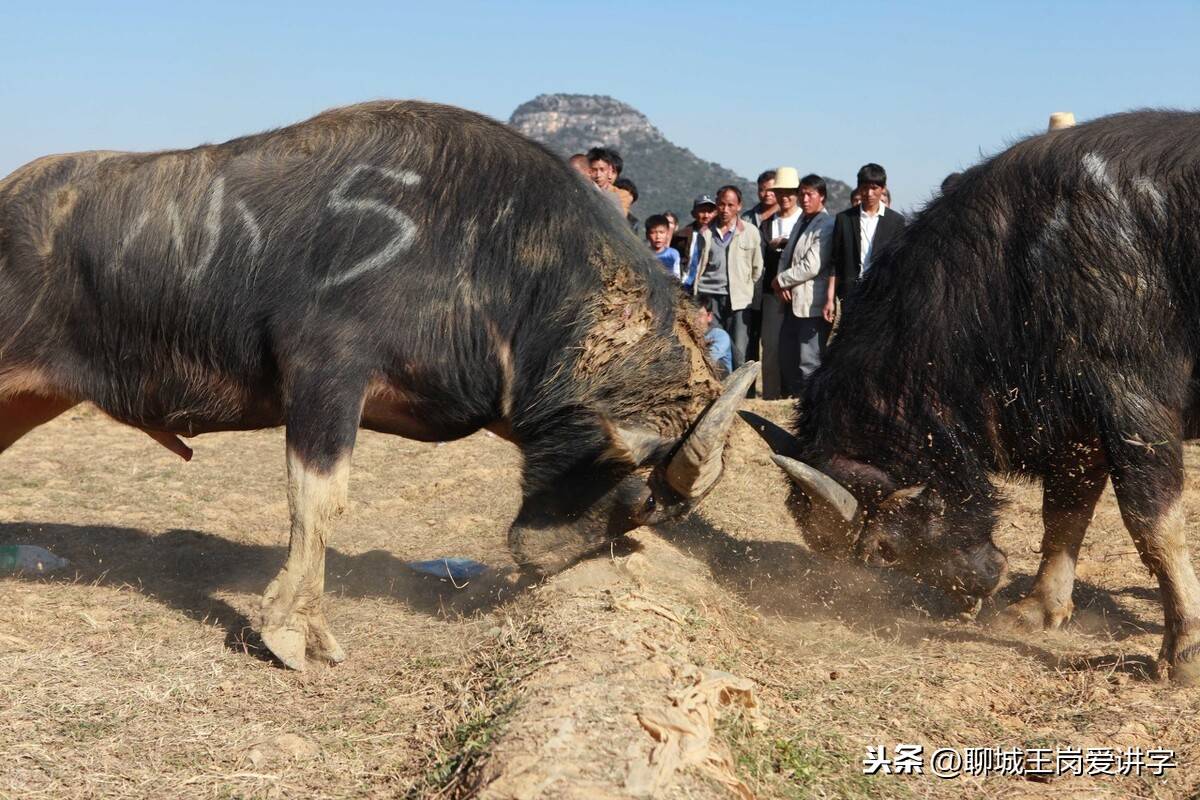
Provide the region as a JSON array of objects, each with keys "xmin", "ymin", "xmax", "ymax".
[
  {"xmin": 773, "ymin": 110, "xmax": 1200, "ymax": 684},
  {"xmin": 0, "ymin": 101, "xmax": 756, "ymax": 670}
]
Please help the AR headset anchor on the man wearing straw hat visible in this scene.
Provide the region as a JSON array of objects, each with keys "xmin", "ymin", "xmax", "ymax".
[{"xmin": 757, "ymin": 166, "xmax": 804, "ymax": 398}]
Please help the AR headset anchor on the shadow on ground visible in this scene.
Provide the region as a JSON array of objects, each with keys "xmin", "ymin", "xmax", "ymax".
[
  {"xmin": 2, "ymin": 513, "xmax": 1163, "ymax": 680},
  {"xmin": 0, "ymin": 521, "xmax": 539, "ymax": 663}
]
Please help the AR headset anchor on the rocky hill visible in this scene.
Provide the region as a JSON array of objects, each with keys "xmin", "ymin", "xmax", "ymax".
[{"xmin": 509, "ymin": 94, "xmax": 851, "ymax": 221}]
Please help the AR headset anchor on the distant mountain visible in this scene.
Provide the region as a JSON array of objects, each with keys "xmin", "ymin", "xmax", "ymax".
[{"xmin": 508, "ymin": 94, "xmax": 852, "ymax": 222}]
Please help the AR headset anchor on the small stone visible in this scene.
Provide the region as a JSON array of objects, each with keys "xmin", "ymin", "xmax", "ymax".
[{"xmin": 245, "ymin": 733, "xmax": 320, "ymax": 767}]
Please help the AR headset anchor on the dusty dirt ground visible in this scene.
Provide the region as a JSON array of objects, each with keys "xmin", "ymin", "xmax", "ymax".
[{"xmin": 3, "ymin": 400, "xmax": 1200, "ymax": 799}]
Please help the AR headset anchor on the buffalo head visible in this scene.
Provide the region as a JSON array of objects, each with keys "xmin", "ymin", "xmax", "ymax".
[
  {"xmin": 508, "ymin": 362, "xmax": 759, "ymax": 576},
  {"xmin": 773, "ymin": 453, "xmax": 1007, "ymax": 603}
]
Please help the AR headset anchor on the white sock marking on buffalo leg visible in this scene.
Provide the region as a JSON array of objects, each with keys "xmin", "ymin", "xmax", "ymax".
[
  {"xmin": 260, "ymin": 447, "xmax": 352, "ymax": 669},
  {"xmin": 267, "ymin": 451, "xmax": 351, "ymax": 605}
]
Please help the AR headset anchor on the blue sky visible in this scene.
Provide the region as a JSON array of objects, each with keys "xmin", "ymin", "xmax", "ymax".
[{"xmin": 2, "ymin": 1, "xmax": 1197, "ymax": 212}]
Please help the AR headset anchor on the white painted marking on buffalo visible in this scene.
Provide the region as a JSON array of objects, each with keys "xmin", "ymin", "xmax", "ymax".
[
  {"xmin": 164, "ymin": 201, "xmax": 186, "ymax": 255},
  {"xmin": 117, "ymin": 210, "xmax": 151, "ymax": 267},
  {"xmin": 1081, "ymin": 152, "xmax": 1114, "ymax": 196},
  {"xmin": 235, "ymin": 198, "xmax": 264, "ymax": 257},
  {"xmin": 1134, "ymin": 177, "xmax": 1167, "ymax": 222},
  {"xmin": 190, "ymin": 176, "xmax": 225, "ymax": 279},
  {"xmin": 324, "ymin": 165, "xmax": 421, "ymax": 288}
]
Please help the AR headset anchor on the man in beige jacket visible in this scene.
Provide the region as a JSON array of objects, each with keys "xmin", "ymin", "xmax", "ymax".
[
  {"xmin": 772, "ymin": 174, "xmax": 835, "ymax": 397},
  {"xmin": 693, "ymin": 185, "xmax": 764, "ymax": 371}
]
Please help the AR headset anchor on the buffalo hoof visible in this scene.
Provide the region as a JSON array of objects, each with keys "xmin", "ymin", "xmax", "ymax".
[
  {"xmin": 952, "ymin": 595, "xmax": 983, "ymax": 621},
  {"xmin": 992, "ymin": 595, "xmax": 1072, "ymax": 632},
  {"xmin": 1163, "ymin": 640, "xmax": 1200, "ymax": 687},
  {"xmin": 261, "ymin": 611, "xmax": 346, "ymax": 671},
  {"xmin": 261, "ymin": 624, "xmax": 308, "ymax": 672},
  {"xmin": 1168, "ymin": 660, "xmax": 1200, "ymax": 687},
  {"xmin": 306, "ymin": 610, "xmax": 347, "ymax": 665}
]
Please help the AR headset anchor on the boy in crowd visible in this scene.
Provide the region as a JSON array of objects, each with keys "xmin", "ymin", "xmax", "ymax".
[
  {"xmin": 697, "ymin": 306, "xmax": 732, "ymax": 377},
  {"xmin": 674, "ymin": 195, "xmax": 718, "ymax": 292},
  {"xmin": 586, "ymin": 147, "xmax": 624, "ymax": 211},
  {"xmin": 663, "ymin": 210, "xmax": 678, "ymax": 238},
  {"xmin": 645, "ymin": 214, "xmax": 681, "ymax": 280}
]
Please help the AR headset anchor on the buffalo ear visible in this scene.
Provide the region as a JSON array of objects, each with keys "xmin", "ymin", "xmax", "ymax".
[{"xmin": 885, "ymin": 485, "xmax": 945, "ymax": 516}]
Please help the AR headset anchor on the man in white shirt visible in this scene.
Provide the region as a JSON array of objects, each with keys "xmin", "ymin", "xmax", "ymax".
[
  {"xmin": 828, "ymin": 163, "xmax": 907, "ymax": 304},
  {"xmin": 757, "ymin": 166, "xmax": 803, "ymax": 398}
]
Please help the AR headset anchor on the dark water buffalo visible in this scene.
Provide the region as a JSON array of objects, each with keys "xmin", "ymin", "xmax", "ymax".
[
  {"xmin": 0, "ymin": 101, "xmax": 756, "ymax": 670},
  {"xmin": 773, "ymin": 110, "xmax": 1200, "ymax": 684}
]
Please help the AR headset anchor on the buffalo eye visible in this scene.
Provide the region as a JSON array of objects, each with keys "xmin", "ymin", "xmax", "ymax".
[{"xmin": 632, "ymin": 491, "xmax": 658, "ymax": 525}]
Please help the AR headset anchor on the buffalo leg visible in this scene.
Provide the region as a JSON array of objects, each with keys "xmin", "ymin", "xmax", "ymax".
[
  {"xmin": 1104, "ymin": 432, "xmax": 1200, "ymax": 684},
  {"xmin": 996, "ymin": 462, "xmax": 1107, "ymax": 630},
  {"xmin": 260, "ymin": 376, "xmax": 362, "ymax": 671},
  {"xmin": 0, "ymin": 393, "xmax": 76, "ymax": 454}
]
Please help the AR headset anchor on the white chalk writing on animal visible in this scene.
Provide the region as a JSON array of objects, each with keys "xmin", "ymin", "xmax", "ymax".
[
  {"xmin": 234, "ymin": 198, "xmax": 264, "ymax": 257},
  {"xmin": 189, "ymin": 176, "xmax": 226, "ymax": 279},
  {"xmin": 323, "ymin": 165, "xmax": 422, "ymax": 288},
  {"xmin": 116, "ymin": 176, "xmax": 266, "ymax": 278}
]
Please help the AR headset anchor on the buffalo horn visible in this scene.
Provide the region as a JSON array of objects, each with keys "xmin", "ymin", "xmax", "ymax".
[
  {"xmin": 665, "ymin": 361, "xmax": 760, "ymax": 499},
  {"xmin": 771, "ymin": 454, "xmax": 860, "ymax": 523},
  {"xmin": 613, "ymin": 426, "xmax": 677, "ymax": 466}
]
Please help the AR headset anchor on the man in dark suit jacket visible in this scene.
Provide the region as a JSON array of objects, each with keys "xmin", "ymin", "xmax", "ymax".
[{"xmin": 829, "ymin": 163, "xmax": 907, "ymax": 301}]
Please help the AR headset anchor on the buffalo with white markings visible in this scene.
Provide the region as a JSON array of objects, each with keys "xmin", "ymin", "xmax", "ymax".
[
  {"xmin": 0, "ymin": 101, "xmax": 755, "ymax": 670},
  {"xmin": 771, "ymin": 110, "xmax": 1200, "ymax": 684}
]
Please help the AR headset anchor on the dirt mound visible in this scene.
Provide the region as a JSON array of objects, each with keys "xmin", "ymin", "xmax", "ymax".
[{"xmin": 468, "ymin": 542, "xmax": 764, "ymax": 799}]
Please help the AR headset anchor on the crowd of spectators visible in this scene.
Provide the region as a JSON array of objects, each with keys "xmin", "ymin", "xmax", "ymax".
[{"xmin": 571, "ymin": 146, "xmax": 907, "ymax": 397}]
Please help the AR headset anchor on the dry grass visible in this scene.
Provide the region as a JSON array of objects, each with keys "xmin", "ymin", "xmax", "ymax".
[
  {"xmin": 1, "ymin": 407, "xmax": 520, "ymax": 799},
  {"xmin": 406, "ymin": 606, "xmax": 562, "ymax": 799},
  {"xmin": 3, "ymin": 402, "xmax": 1200, "ymax": 798}
]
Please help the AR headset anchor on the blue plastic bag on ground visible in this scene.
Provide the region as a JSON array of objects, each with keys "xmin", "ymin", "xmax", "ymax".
[{"xmin": 407, "ymin": 557, "xmax": 489, "ymax": 582}]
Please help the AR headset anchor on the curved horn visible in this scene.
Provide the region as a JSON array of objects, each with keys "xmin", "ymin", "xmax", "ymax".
[
  {"xmin": 665, "ymin": 361, "xmax": 760, "ymax": 499},
  {"xmin": 611, "ymin": 425, "xmax": 677, "ymax": 466},
  {"xmin": 773, "ymin": 454, "xmax": 862, "ymax": 555},
  {"xmin": 771, "ymin": 454, "xmax": 859, "ymax": 522}
]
